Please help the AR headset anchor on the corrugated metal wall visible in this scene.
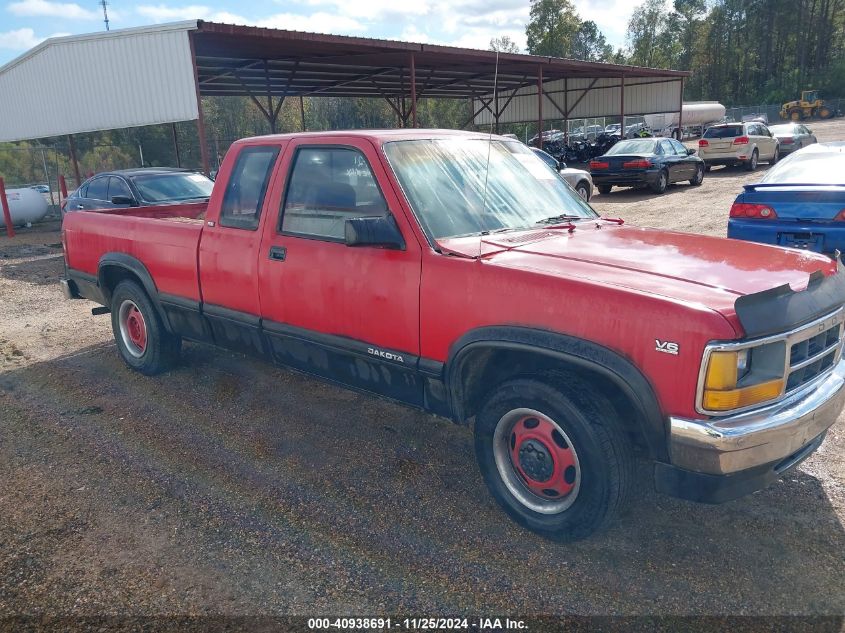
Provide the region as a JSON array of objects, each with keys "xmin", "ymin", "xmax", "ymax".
[
  {"xmin": 474, "ymin": 76, "xmax": 683, "ymax": 125},
  {"xmin": 0, "ymin": 25, "xmax": 198, "ymax": 142}
]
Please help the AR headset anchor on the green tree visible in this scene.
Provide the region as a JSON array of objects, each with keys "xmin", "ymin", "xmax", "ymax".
[
  {"xmin": 525, "ymin": 0, "xmax": 581, "ymax": 57},
  {"xmin": 489, "ymin": 35, "xmax": 521, "ymax": 53},
  {"xmin": 571, "ymin": 20, "xmax": 613, "ymax": 62}
]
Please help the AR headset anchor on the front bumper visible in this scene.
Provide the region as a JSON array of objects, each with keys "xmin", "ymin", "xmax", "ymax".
[{"xmin": 655, "ymin": 359, "xmax": 845, "ymax": 502}]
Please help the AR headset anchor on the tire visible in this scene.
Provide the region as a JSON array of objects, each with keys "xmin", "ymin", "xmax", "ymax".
[
  {"xmin": 474, "ymin": 378, "xmax": 634, "ymax": 541},
  {"xmin": 745, "ymin": 149, "xmax": 758, "ymax": 171},
  {"xmin": 704, "ymin": 163, "xmax": 712, "ymax": 172},
  {"xmin": 110, "ymin": 280, "xmax": 180, "ymax": 375},
  {"xmin": 789, "ymin": 108, "xmax": 803, "ymax": 122},
  {"xmin": 575, "ymin": 181, "xmax": 590, "ymax": 201},
  {"xmin": 597, "ymin": 184, "xmax": 612, "ymax": 195},
  {"xmin": 690, "ymin": 163, "xmax": 704, "ymax": 186},
  {"xmin": 771, "ymin": 146, "xmax": 780, "ymax": 164},
  {"xmin": 819, "ymin": 107, "xmax": 832, "ymax": 119},
  {"xmin": 649, "ymin": 170, "xmax": 668, "ymax": 194}
]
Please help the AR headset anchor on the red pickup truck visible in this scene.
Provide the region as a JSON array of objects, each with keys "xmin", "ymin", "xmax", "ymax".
[{"xmin": 61, "ymin": 129, "xmax": 845, "ymax": 540}]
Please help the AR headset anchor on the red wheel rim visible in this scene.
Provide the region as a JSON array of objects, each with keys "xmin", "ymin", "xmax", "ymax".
[
  {"xmin": 119, "ymin": 300, "xmax": 147, "ymax": 357},
  {"xmin": 508, "ymin": 414, "xmax": 578, "ymax": 499}
]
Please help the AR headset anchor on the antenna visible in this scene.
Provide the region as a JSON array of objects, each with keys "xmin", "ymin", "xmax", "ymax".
[
  {"xmin": 100, "ymin": 0, "xmax": 110, "ymax": 31},
  {"xmin": 478, "ymin": 50, "xmax": 499, "ymax": 258}
]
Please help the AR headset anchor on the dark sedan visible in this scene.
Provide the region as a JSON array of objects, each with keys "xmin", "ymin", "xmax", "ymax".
[
  {"xmin": 62, "ymin": 168, "xmax": 214, "ymax": 213},
  {"xmin": 768, "ymin": 123, "xmax": 817, "ymax": 155},
  {"xmin": 588, "ymin": 138, "xmax": 704, "ymax": 194}
]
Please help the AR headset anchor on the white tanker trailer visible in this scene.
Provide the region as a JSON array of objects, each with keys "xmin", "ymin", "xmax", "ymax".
[
  {"xmin": 0, "ymin": 187, "xmax": 50, "ymax": 228},
  {"xmin": 644, "ymin": 102, "xmax": 727, "ymax": 139}
]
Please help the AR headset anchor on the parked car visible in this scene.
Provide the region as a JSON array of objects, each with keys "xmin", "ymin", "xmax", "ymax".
[
  {"xmin": 768, "ymin": 123, "xmax": 817, "ymax": 155},
  {"xmin": 698, "ymin": 122, "xmax": 780, "ymax": 171},
  {"xmin": 61, "ymin": 130, "xmax": 845, "ymax": 541},
  {"xmin": 589, "ymin": 137, "xmax": 705, "ymax": 194},
  {"xmin": 604, "ymin": 123, "xmax": 621, "ymax": 134},
  {"xmin": 530, "ymin": 147, "xmax": 593, "ymax": 200},
  {"xmin": 30, "ymin": 184, "xmax": 50, "ymax": 193},
  {"xmin": 62, "ymin": 168, "xmax": 214, "ymax": 213},
  {"xmin": 727, "ymin": 142, "xmax": 845, "ymax": 258},
  {"xmin": 624, "ymin": 122, "xmax": 650, "ymax": 138}
]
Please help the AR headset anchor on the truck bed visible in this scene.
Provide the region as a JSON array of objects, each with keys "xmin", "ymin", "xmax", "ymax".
[{"xmin": 62, "ymin": 202, "xmax": 207, "ymax": 302}]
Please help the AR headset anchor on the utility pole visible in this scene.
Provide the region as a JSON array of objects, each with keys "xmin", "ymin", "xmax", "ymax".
[{"xmin": 100, "ymin": 0, "xmax": 110, "ymax": 31}]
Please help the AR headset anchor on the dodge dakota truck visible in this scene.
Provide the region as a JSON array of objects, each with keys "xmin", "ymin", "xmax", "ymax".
[{"xmin": 61, "ymin": 129, "xmax": 845, "ymax": 540}]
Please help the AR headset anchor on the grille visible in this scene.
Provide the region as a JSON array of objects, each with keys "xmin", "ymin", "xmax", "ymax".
[{"xmin": 785, "ymin": 321, "xmax": 843, "ymax": 392}]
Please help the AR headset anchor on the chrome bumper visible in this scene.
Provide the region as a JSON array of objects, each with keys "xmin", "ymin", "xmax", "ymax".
[{"xmin": 669, "ymin": 359, "xmax": 845, "ymax": 474}]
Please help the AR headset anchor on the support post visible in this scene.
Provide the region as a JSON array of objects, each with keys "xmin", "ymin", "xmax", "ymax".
[
  {"xmin": 189, "ymin": 33, "xmax": 211, "ymax": 176},
  {"xmin": 39, "ymin": 148, "xmax": 54, "ymax": 206},
  {"xmin": 0, "ymin": 178, "xmax": 15, "ymax": 237},
  {"xmin": 410, "ymin": 53, "xmax": 417, "ymax": 128},
  {"xmin": 172, "ymin": 123, "xmax": 182, "ymax": 167},
  {"xmin": 620, "ymin": 75, "xmax": 625, "ymax": 138},
  {"xmin": 67, "ymin": 135, "xmax": 81, "ymax": 187},
  {"xmin": 677, "ymin": 78, "xmax": 684, "ymax": 140},
  {"xmin": 299, "ymin": 96, "xmax": 306, "ymax": 131},
  {"xmin": 59, "ymin": 175, "xmax": 68, "ymax": 199},
  {"xmin": 537, "ymin": 66, "xmax": 544, "ymax": 149}
]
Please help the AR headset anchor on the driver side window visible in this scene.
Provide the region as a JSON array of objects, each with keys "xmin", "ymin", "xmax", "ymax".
[{"xmin": 280, "ymin": 147, "xmax": 388, "ymax": 241}]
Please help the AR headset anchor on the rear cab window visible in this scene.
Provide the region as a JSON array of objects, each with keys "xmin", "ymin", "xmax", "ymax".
[
  {"xmin": 280, "ymin": 147, "xmax": 388, "ymax": 241},
  {"xmin": 219, "ymin": 146, "xmax": 281, "ymax": 230},
  {"xmin": 703, "ymin": 125, "xmax": 744, "ymax": 139}
]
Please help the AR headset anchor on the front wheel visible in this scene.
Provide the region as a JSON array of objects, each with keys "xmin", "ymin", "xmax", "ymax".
[
  {"xmin": 474, "ymin": 379, "xmax": 633, "ymax": 541},
  {"xmin": 597, "ymin": 184, "xmax": 612, "ymax": 195},
  {"xmin": 110, "ymin": 280, "xmax": 180, "ymax": 375},
  {"xmin": 649, "ymin": 170, "xmax": 668, "ymax": 194}
]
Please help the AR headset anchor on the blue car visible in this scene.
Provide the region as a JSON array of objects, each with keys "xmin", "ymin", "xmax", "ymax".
[{"xmin": 728, "ymin": 142, "xmax": 845, "ymax": 258}]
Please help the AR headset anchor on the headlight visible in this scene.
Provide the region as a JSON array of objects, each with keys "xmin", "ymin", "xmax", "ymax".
[{"xmin": 701, "ymin": 342, "xmax": 786, "ymax": 412}]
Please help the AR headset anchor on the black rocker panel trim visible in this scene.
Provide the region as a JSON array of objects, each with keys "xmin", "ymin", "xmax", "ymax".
[
  {"xmin": 203, "ymin": 303, "xmax": 266, "ymax": 357},
  {"xmin": 159, "ymin": 294, "xmax": 213, "ymax": 343},
  {"xmin": 262, "ymin": 320, "xmax": 425, "ymax": 407},
  {"xmin": 446, "ymin": 326, "xmax": 668, "ymax": 461}
]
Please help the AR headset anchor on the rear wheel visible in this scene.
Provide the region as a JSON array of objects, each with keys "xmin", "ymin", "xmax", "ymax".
[
  {"xmin": 745, "ymin": 149, "xmax": 759, "ymax": 171},
  {"xmin": 771, "ymin": 146, "xmax": 780, "ymax": 164},
  {"xmin": 819, "ymin": 106, "xmax": 832, "ymax": 119},
  {"xmin": 110, "ymin": 280, "xmax": 180, "ymax": 375},
  {"xmin": 474, "ymin": 378, "xmax": 633, "ymax": 541},
  {"xmin": 597, "ymin": 184, "xmax": 612, "ymax": 195},
  {"xmin": 575, "ymin": 181, "xmax": 590, "ymax": 201},
  {"xmin": 690, "ymin": 164, "xmax": 704, "ymax": 186},
  {"xmin": 704, "ymin": 163, "xmax": 712, "ymax": 172},
  {"xmin": 649, "ymin": 170, "xmax": 668, "ymax": 194}
]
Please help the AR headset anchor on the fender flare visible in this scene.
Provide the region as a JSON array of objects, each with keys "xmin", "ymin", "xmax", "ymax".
[
  {"xmin": 446, "ymin": 326, "xmax": 668, "ymax": 461},
  {"xmin": 97, "ymin": 253, "xmax": 173, "ymax": 332}
]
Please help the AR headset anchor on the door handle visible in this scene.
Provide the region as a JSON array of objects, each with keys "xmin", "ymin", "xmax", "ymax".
[{"xmin": 268, "ymin": 246, "xmax": 286, "ymax": 262}]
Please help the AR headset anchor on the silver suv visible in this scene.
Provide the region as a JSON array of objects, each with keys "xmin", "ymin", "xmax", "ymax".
[{"xmin": 698, "ymin": 122, "xmax": 780, "ymax": 171}]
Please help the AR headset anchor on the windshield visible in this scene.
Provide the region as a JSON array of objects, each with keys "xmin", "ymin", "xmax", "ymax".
[
  {"xmin": 384, "ymin": 139, "xmax": 597, "ymax": 240},
  {"xmin": 606, "ymin": 139, "xmax": 658, "ymax": 155},
  {"xmin": 703, "ymin": 125, "xmax": 743, "ymax": 139},
  {"xmin": 132, "ymin": 172, "xmax": 214, "ymax": 203},
  {"xmin": 761, "ymin": 149, "xmax": 845, "ymax": 185},
  {"xmin": 768, "ymin": 124, "xmax": 796, "ymax": 135}
]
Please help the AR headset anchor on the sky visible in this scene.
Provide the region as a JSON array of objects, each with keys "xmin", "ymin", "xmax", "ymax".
[{"xmin": 0, "ymin": 0, "xmax": 643, "ymax": 66}]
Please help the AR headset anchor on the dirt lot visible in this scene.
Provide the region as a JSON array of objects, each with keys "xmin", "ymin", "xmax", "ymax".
[{"xmin": 2, "ymin": 119, "xmax": 845, "ymax": 624}]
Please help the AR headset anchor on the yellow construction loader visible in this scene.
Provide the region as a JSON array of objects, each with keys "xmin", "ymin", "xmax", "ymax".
[{"xmin": 780, "ymin": 90, "xmax": 841, "ymax": 121}]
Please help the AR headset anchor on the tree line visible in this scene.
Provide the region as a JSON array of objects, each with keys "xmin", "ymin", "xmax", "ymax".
[{"xmin": 525, "ymin": 0, "xmax": 845, "ymax": 104}]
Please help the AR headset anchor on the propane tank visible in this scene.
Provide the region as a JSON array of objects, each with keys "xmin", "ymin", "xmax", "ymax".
[{"xmin": 0, "ymin": 188, "xmax": 50, "ymax": 227}]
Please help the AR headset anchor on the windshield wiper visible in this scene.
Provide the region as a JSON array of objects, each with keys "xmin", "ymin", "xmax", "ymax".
[{"xmin": 534, "ymin": 214, "xmax": 584, "ymax": 225}]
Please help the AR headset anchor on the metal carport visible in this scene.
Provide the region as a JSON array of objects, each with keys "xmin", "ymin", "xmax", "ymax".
[{"xmin": 0, "ymin": 20, "xmax": 690, "ymax": 183}]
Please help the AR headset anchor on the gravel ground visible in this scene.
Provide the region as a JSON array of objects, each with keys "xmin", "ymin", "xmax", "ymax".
[{"xmin": 2, "ymin": 120, "xmax": 845, "ymax": 625}]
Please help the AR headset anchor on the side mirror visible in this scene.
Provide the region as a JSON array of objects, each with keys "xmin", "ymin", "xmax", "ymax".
[
  {"xmin": 558, "ymin": 161, "xmax": 567, "ymax": 170},
  {"xmin": 687, "ymin": 148, "xmax": 696, "ymax": 155},
  {"xmin": 111, "ymin": 195, "xmax": 135, "ymax": 206},
  {"xmin": 345, "ymin": 215, "xmax": 405, "ymax": 250}
]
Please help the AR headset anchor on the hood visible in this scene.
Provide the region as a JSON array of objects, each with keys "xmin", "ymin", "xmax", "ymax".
[{"xmin": 437, "ymin": 223, "xmax": 837, "ymax": 330}]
